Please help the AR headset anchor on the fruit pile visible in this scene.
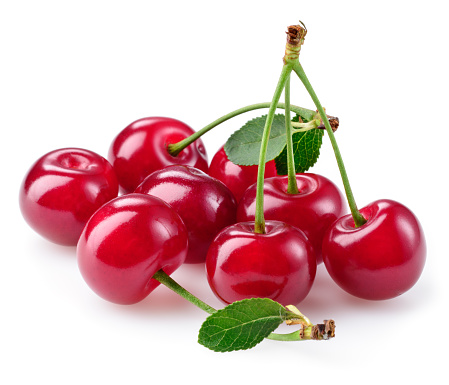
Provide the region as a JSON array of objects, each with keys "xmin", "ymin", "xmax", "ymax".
[{"xmin": 19, "ymin": 23, "xmax": 426, "ymax": 352}]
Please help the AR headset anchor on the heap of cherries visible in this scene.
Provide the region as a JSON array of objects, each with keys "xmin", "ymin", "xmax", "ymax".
[{"xmin": 19, "ymin": 23, "xmax": 426, "ymax": 351}]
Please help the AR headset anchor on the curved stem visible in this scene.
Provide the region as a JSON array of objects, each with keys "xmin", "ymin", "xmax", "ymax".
[
  {"xmin": 291, "ymin": 119, "xmax": 320, "ymax": 129},
  {"xmin": 152, "ymin": 270, "xmax": 216, "ymax": 315},
  {"xmin": 292, "ymin": 62, "xmax": 367, "ymax": 227},
  {"xmin": 167, "ymin": 103, "xmax": 316, "ymax": 156},
  {"xmin": 153, "ymin": 269, "xmax": 317, "ymax": 342},
  {"xmin": 267, "ymin": 330, "xmax": 302, "ymax": 341},
  {"xmin": 284, "ymin": 74, "xmax": 299, "ymax": 194},
  {"xmin": 254, "ymin": 64, "xmax": 293, "ymax": 234}
]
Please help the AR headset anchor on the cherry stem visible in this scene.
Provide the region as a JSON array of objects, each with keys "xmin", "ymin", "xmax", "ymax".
[
  {"xmin": 267, "ymin": 322, "xmax": 334, "ymax": 341},
  {"xmin": 167, "ymin": 102, "xmax": 316, "ymax": 157},
  {"xmin": 267, "ymin": 330, "xmax": 303, "ymax": 341},
  {"xmin": 152, "ymin": 270, "xmax": 216, "ymax": 315},
  {"xmin": 152, "ymin": 270, "xmax": 329, "ymax": 342},
  {"xmin": 292, "ymin": 61, "xmax": 367, "ymax": 228},
  {"xmin": 284, "ymin": 73, "xmax": 299, "ymax": 194},
  {"xmin": 291, "ymin": 119, "xmax": 320, "ymax": 130},
  {"xmin": 254, "ymin": 64, "xmax": 293, "ymax": 234}
]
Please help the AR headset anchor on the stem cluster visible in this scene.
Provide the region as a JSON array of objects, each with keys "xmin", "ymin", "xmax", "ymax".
[
  {"xmin": 251, "ymin": 23, "xmax": 366, "ymax": 231},
  {"xmin": 153, "ymin": 21, "xmax": 371, "ymax": 349}
]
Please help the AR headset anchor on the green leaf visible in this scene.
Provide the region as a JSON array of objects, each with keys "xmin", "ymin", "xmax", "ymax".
[
  {"xmin": 224, "ymin": 114, "xmax": 287, "ymax": 166},
  {"xmin": 198, "ymin": 298, "xmax": 289, "ymax": 352},
  {"xmin": 274, "ymin": 114, "xmax": 324, "ymax": 175}
]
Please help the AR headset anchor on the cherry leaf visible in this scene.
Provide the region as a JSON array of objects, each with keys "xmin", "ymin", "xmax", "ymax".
[
  {"xmin": 198, "ymin": 298, "xmax": 289, "ymax": 352},
  {"xmin": 223, "ymin": 114, "xmax": 287, "ymax": 166},
  {"xmin": 274, "ymin": 115, "xmax": 324, "ymax": 175},
  {"xmin": 223, "ymin": 106, "xmax": 317, "ymax": 167}
]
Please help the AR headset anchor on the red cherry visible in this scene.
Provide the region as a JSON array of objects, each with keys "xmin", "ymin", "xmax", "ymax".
[
  {"xmin": 135, "ymin": 165, "xmax": 237, "ymax": 264},
  {"xmin": 19, "ymin": 148, "xmax": 119, "ymax": 246},
  {"xmin": 108, "ymin": 117, "xmax": 208, "ymax": 193},
  {"xmin": 206, "ymin": 221, "xmax": 316, "ymax": 306},
  {"xmin": 77, "ymin": 193, "xmax": 188, "ymax": 305},
  {"xmin": 322, "ymin": 199, "xmax": 426, "ymax": 300},
  {"xmin": 236, "ymin": 173, "xmax": 346, "ymax": 263},
  {"xmin": 208, "ymin": 145, "xmax": 277, "ymax": 202}
]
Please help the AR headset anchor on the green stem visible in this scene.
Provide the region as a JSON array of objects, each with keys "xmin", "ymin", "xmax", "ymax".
[
  {"xmin": 266, "ymin": 330, "xmax": 302, "ymax": 341},
  {"xmin": 153, "ymin": 269, "xmax": 316, "ymax": 342},
  {"xmin": 292, "ymin": 62, "xmax": 367, "ymax": 227},
  {"xmin": 284, "ymin": 74, "xmax": 299, "ymax": 194},
  {"xmin": 167, "ymin": 103, "xmax": 315, "ymax": 157},
  {"xmin": 291, "ymin": 119, "xmax": 320, "ymax": 129},
  {"xmin": 152, "ymin": 270, "xmax": 216, "ymax": 315},
  {"xmin": 254, "ymin": 64, "xmax": 293, "ymax": 234}
]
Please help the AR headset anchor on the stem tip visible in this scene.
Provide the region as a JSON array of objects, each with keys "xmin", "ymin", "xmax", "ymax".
[{"xmin": 286, "ymin": 23, "xmax": 307, "ymax": 46}]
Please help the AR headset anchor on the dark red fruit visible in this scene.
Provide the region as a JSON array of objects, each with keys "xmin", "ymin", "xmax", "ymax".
[
  {"xmin": 206, "ymin": 221, "xmax": 316, "ymax": 306},
  {"xmin": 77, "ymin": 193, "xmax": 188, "ymax": 304},
  {"xmin": 322, "ymin": 199, "xmax": 426, "ymax": 300},
  {"xmin": 19, "ymin": 148, "xmax": 118, "ymax": 246},
  {"xmin": 208, "ymin": 145, "xmax": 277, "ymax": 202},
  {"xmin": 135, "ymin": 165, "xmax": 237, "ymax": 264},
  {"xmin": 108, "ymin": 117, "xmax": 208, "ymax": 193},
  {"xmin": 237, "ymin": 173, "xmax": 346, "ymax": 263}
]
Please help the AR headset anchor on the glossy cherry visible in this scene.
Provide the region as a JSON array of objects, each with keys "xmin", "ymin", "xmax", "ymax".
[
  {"xmin": 135, "ymin": 165, "xmax": 237, "ymax": 264},
  {"xmin": 77, "ymin": 193, "xmax": 188, "ymax": 305},
  {"xmin": 206, "ymin": 220, "xmax": 316, "ymax": 306},
  {"xmin": 322, "ymin": 199, "xmax": 426, "ymax": 300},
  {"xmin": 108, "ymin": 117, "xmax": 208, "ymax": 193},
  {"xmin": 237, "ymin": 173, "xmax": 346, "ymax": 263},
  {"xmin": 208, "ymin": 145, "xmax": 277, "ymax": 202},
  {"xmin": 19, "ymin": 148, "xmax": 119, "ymax": 246}
]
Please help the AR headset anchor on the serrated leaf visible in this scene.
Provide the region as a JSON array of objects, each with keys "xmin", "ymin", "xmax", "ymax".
[
  {"xmin": 274, "ymin": 128, "xmax": 324, "ymax": 175},
  {"xmin": 224, "ymin": 114, "xmax": 288, "ymax": 166},
  {"xmin": 198, "ymin": 298, "xmax": 289, "ymax": 352}
]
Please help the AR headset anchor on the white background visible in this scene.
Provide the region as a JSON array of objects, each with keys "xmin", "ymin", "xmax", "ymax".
[{"xmin": 1, "ymin": 1, "xmax": 448, "ymax": 384}]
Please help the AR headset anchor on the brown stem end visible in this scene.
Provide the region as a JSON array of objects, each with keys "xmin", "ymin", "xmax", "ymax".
[
  {"xmin": 286, "ymin": 22, "xmax": 308, "ymax": 46},
  {"xmin": 311, "ymin": 319, "xmax": 336, "ymax": 340},
  {"xmin": 284, "ymin": 22, "xmax": 307, "ymax": 64},
  {"xmin": 315, "ymin": 109, "xmax": 339, "ymax": 132}
]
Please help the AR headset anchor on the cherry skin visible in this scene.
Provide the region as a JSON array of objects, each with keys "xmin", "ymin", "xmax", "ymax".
[
  {"xmin": 108, "ymin": 117, "xmax": 208, "ymax": 193},
  {"xmin": 77, "ymin": 193, "xmax": 188, "ymax": 305},
  {"xmin": 322, "ymin": 199, "xmax": 426, "ymax": 300},
  {"xmin": 206, "ymin": 220, "xmax": 316, "ymax": 306},
  {"xmin": 208, "ymin": 145, "xmax": 277, "ymax": 202},
  {"xmin": 19, "ymin": 148, "xmax": 119, "ymax": 246},
  {"xmin": 135, "ymin": 165, "xmax": 237, "ymax": 264},
  {"xmin": 236, "ymin": 173, "xmax": 346, "ymax": 264}
]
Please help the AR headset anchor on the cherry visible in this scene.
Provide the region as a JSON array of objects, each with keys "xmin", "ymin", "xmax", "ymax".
[
  {"xmin": 108, "ymin": 117, "xmax": 208, "ymax": 193},
  {"xmin": 206, "ymin": 220, "xmax": 316, "ymax": 306},
  {"xmin": 236, "ymin": 173, "xmax": 346, "ymax": 263},
  {"xmin": 135, "ymin": 165, "xmax": 237, "ymax": 264},
  {"xmin": 208, "ymin": 145, "xmax": 277, "ymax": 202},
  {"xmin": 77, "ymin": 193, "xmax": 188, "ymax": 304},
  {"xmin": 322, "ymin": 199, "xmax": 426, "ymax": 300},
  {"xmin": 19, "ymin": 148, "xmax": 119, "ymax": 246}
]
